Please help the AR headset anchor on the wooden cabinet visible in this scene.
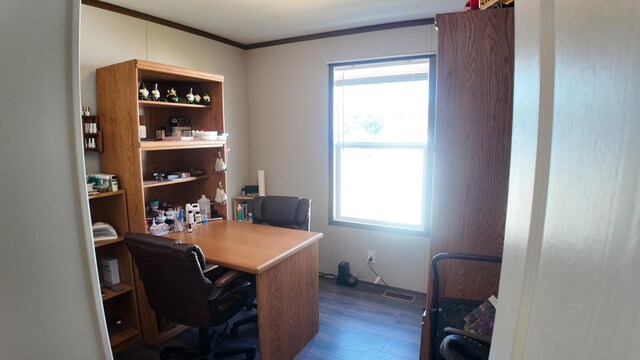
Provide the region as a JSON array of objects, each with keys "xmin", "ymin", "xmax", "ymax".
[
  {"xmin": 96, "ymin": 60, "xmax": 228, "ymax": 344},
  {"xmin": 89, "ymin": 190, "xmax": 141, "ymax": 352},
  {"xmin": 419, "ymin": 9, "xmax": 514, "ymax": 359}
]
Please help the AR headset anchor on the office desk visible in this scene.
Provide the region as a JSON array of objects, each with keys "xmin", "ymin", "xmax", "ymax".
[{"xmin": 167, "ymin": 220, "xmax": 322, "ymax": 360}]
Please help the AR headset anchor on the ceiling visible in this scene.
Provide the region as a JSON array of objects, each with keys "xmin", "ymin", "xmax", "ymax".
[{"xmin": 97, "ymin": 0, "xmax": 461, "ymax": 46}]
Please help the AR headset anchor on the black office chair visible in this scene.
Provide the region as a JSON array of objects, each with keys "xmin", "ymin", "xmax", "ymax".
[
  {"xmin": 229, "ymin": 195, "xmax": 311, "ymax": 337},
  {"xmin": 430, "ymin": 253, "xmax": 501, "ymax": 360},
  {"xmin": 250, "ymin": 195, "xmax": 311, "ymax": 231},
  {"xmin": 124, "ymin": 233, "xmax": 256, "ymax": 360},
  {"xmin": 439, "ymin": 327, "xmax": 491, "ymax": 360}
]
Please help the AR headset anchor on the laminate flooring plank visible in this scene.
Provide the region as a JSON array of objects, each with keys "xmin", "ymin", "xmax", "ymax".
[
  {"xmin": 318, "ymin": 302, "xmax": 422, "ymax": 343},
  {"xmin": 302, "ymin": 333, "xmax": 406, "ymax": 360},
  {"xmin": 317, "ymin": 317, "xmax": 390, "ymax": 351},
  {"xmin": 294, "ymin": 348, "xmax": 341, "ymax": 360},
  {"xmin": 114, "ymin": 278, "xmax": 424, "ymax": 360},
  {"xmin": 382, "ymin": 337, "xmax": 422, "ymax": 359}
]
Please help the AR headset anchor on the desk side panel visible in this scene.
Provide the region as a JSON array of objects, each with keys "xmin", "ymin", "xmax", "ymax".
[{"xmin": 257, "ymin": 241, "xmax": 319, "ymax": 359}]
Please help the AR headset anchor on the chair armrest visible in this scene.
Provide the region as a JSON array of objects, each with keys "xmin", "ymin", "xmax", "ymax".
[
  {"xmin": 207, "ymin": 271, "xmax": 250, "ymax": 301},
  {"xmin": 440, "ymin": 334, "xmax": 490, "ymax": 360},
  {"xmin": 203, "ymin": 263, "xmax": 219, "ymax": 274},
  {"xmin": 214, "ymin": 270, "xmax": 242, "ymax": 287},
  {"xmin": 443, "ymin": 327, "xmax": 492, "ymax": 344},
  {"xmin": 208, "ymin": 286, "xmax": 223, "ymax": 301}
]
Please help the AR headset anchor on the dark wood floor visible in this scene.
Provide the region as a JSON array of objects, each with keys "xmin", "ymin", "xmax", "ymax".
[{"xmin": 115, "ymin": 278, "xmax": 425, "ymax": 359}]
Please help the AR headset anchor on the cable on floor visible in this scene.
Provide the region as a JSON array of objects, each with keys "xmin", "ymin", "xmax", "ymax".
[
  {"xmin": 367, "ymin": 262, "xmax": 418, "ymax": 298},
  {"xmin": 318, "ymin": 272, "xmax": 337, "ymax": 280}
]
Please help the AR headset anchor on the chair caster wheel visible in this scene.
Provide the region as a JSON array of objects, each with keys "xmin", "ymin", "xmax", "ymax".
[
  {"xmin": 229, "ymin": 326, "xmax": 239, "ymax": 338},
  {"xmin": 246, "ymin": 348, "xmax": 256, "ymax": 359}
]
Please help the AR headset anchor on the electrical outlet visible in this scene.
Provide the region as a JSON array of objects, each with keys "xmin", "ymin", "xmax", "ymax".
[{"xmin": 367, "ymin": 250, "xmax": 376, "ymax": 264}]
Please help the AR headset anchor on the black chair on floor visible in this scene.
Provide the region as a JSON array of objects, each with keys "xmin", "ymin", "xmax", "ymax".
[
  {"xmin": 430, "ymin": 253, "xmax": 501, "ymax": 360},
  {"xmin": 439, "ymin": 327, "xmax": 491, "ymax": 360},
  {"xmin": 229, "ymin": 195, "xmax": 311, "ymax": 337},
  {"xmin": 124, "ymin": 233, "xmax": 256, "ymax": 360}
]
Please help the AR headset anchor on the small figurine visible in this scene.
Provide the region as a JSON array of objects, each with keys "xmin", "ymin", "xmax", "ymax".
[
  {"xmin": 215, "ymin": 181, "xmax": 227, "ymax": 204},
  {"xmin": 186, "ymin": 88, "xmax": 195, "ymax": 104},
  {"xmin": 202, "ymin": 90, "xmax": 211, "ymax": 105},
  {"xmin": 166, "ymin": 88, "xmax": 179, "ymax": 102},
  {"xmin": 138, "ymin": 82, "xmax": 149, "ymax": 100},
  {"xmin": 151, "ymin": 83, "xmax": 161, "ymax": 101},
  {"xmin": 214, "ymin": 151, "xmax": 226, "ymax": 173},
  {"xmin": 194, "ymin": 92, "xmax": 202, "ymax": 104}
]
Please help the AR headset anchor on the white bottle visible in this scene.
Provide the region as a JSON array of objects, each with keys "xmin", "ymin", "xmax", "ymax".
[
  {"xmin": 187, "ymin": 210, "xmax": 195, "ymax": 226},
  {"xmin": 198, "ymin": 194, "xmax": 211, "ymax": 222},
  {"xmin": 191, "ymin": 203, "xmax": 200, "ymax": 217},
  {"xmin": 185, "ymin": 203, "xmax": 193, "ymax": 226}
]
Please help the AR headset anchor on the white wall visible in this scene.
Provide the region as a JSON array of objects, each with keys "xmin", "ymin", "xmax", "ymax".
[
  {"xmin": 81, "ymin": 5, "xmax": 250, "ymax": 200},
  {"xmin": 82, "ymin": 6, "xmax": 434, "ymax": 293},
  {"xmin": 246, "ymin": 26, "xmax": 437, "ymax": 292},
  {"xmin": 0, "ymin": 1, "xmax": 109, "ymax": 358},
  {"xmin": 491, "ymin": 0, "xmax": 640, "ymax": 358}
]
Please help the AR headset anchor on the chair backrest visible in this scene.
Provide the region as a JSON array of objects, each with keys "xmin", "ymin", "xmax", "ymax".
[
  {"xmin": 250, "ymin": 196, "xmax": 311, "ymax": 231},
  {"xmin": 124, "ymin": 233, "xmax": 214, "ymax": 328}
]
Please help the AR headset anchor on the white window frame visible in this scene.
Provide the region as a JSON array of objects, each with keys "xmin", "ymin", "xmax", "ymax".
[{"xmin": 329, "ymin": 55, "xmax": 436, "ymax": 235}]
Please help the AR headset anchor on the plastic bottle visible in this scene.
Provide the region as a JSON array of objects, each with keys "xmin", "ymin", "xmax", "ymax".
[
  {"xmin": 195, "ymin": 211, "xmax": 202, "ymax": 224},
  {"xmin": 198, "ymin": 194, "xmax": 211, "ymax": 222},
  {"xmin": 237, "ymin": 204, "xmax": 243, "ymax": 221},
  {"xmin": 187, "ymin": 210, "xmax": 195, "ymax": 226},
  {"xmin": 191, "ymin": 203, "xmax": 200, "ymax": 217}
]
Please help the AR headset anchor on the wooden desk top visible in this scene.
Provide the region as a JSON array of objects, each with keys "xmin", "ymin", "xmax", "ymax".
[{"xmin": 166, "ymin": 220, "xmax": 323, "ymax": 274}]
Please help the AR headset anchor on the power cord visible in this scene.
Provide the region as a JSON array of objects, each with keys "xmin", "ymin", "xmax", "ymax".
[
  {"xmin": 319, "ymin": 262, "xmax": 369, "ymax": 280},
  {"xmin": 367, "ymin": 262, "xmax": 419, "ymax": 298},
  {"xmin": 321, "ymin": 266, "xmax": 423, "ymax": 299},
  {"xmin": 352, "ymin": 263, "xmax": 370, "ymax": 278},
  {"xmin": 318, "ymin": 272, "xmax": 336, "ymax": 280}
]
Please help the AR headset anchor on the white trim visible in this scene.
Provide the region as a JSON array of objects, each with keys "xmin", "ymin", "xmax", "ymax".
[
  {"xmin": 73, "ymin": 1, "xmax": 113, "ymax": 358},
  {"xmin": 490, "ymin": 2, "xmax": 555, "ymax": 359}
]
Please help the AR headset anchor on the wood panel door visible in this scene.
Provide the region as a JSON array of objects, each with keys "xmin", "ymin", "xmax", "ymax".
[{"xmin": 420, "ymin": 8, "xmax": 514, "ymax": 359}]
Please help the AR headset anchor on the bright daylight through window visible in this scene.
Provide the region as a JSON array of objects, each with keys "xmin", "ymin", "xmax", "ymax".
[{"xmin": 330, "ymin": 55, "xmax": 434, "ymax": 233}]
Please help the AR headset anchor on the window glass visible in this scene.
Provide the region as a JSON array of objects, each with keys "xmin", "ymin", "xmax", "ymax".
[{"xmin": 330, "ymin": 56, "xmax": 435, "ymax": 233}]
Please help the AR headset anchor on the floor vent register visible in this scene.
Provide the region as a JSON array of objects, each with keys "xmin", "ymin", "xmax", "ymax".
[{"xmin": 382, "ymin": 290, "xmax": 415, "ymax": 303}]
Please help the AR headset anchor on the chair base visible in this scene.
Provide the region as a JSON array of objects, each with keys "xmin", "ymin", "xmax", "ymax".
[
  {"xmin": 160, "ymin": 346, "xmax": 256, "ymax": 360},
  {"xmin": 229, "ymin": 313, "xmax": 257, "ymax": 337},
  {"xmin": 160, "ymin": 327, "xmax": 256, "ymax": 360}
]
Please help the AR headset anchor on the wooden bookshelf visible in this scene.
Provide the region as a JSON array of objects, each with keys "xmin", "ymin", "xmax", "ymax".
[
  {"xmin": 97, "ymin": 59, "xmax": 228, "ymax": 345},
  {"xmin": 88, "ymin": 190, "xmax": 141, "ymax": 351}
]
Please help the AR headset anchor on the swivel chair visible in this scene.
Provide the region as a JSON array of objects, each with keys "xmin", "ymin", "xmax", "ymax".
[
  {"xmin": 124, "ymin": 233, "xmax": 256, "ymax": 360},
  {"xmin": 250, "ymin": 195, "xmax": 310, "ymax": 231},
  {"xmin": 229, "ymin": 195, "xmax": 311, "ymax": 336},
  {"xmin": 439, "ymin": 327, "xmax": 491, "ymax": 360},
  {"xmin": 430, "ymin": 253, "xmax": 501, "ymax": 360}
]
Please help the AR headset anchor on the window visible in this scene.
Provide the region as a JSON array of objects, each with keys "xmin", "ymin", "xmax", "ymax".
[{"xmin": 329, "ymin": 55, "xmax": 435, "ymax": 234}]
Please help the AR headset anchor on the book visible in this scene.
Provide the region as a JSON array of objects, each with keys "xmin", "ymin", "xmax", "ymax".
[{"xmin": 463, "ymin": 296, "xmax": 497, "ymax": 336}]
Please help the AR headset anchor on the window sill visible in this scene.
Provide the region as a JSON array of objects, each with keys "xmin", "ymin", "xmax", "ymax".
[{"xmin": 329, "ymin": 219, "xmax": 429, "ymax": 237}]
